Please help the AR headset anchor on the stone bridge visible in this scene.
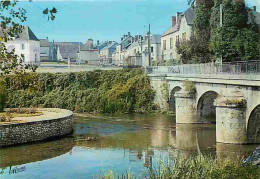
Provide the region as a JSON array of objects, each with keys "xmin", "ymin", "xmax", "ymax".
[{"xmin": 148, "ymin": 72, "xmax": 260, "ymax": 144}]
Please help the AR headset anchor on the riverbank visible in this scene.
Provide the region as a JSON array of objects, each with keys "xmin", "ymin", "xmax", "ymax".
[
  {"xmin": 2, "ymin": 69, "xmax": 155, "ymax": 114},
  {"xmin": 104, "ymin": 154, "xmax": 260, "ymax": 179}
]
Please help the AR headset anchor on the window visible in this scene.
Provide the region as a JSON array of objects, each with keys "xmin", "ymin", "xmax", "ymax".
[
  {"xmin": 176, "ymin": 35, "xmax": 180, "ymax": 45},
  {"xmin": 151, "ymin": 47, "xmax": 154, "ymax": 53},
  {"xmin": 21, "ymin": 44, "xmax": 25, "ymax": 50},
  {"xmin": 163, "ymin": 40, "xmax": 166, "ymax": 50},
  {"xmin": 170, "ymin": 38, "xmax": 173, "ymax": 49},
  {"xmin": 182, "ymin": 32, "xmax": 187, "ymax": 43}
]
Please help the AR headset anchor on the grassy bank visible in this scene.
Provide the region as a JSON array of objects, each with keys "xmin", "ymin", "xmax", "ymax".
[
  {"xmin": 103, "ymin": 155, "xmax": 260, "ymax": 179},
  {"xmin": 1, "ymin": 69, "xmax": 155, "ymax": 114}
]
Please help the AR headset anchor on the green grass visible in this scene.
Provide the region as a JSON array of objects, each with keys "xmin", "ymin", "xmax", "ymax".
[{"xmin": 102, "ymin": 155, "xmax": 260, "ymax": 179}]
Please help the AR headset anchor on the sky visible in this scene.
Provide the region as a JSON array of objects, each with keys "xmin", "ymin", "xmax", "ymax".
[{"xmin": 16, "ymin": 0, "xmax": 260, "ymax": 43}]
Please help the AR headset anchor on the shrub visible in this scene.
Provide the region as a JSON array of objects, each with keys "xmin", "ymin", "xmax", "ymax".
[
  {"xmin": 0, "ymin": 79, "xmax": 7, "ymax": 112},
  {"xmin": 3, "ymin": 69, "xmax": 155, "ymax": 114},
  {"xmin": 183, "ymin": 80, "xmax": 197, "ymax": 97}
]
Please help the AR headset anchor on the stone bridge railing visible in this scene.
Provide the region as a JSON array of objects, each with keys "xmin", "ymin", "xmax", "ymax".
[{"xmin": 146, "ymin": 61, "xmax": 260, "ymax": 75}]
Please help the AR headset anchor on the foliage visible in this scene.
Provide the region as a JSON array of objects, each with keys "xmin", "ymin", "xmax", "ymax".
[
  {"xmin": 225, "ymin": 98, "xmax": 247, "ymax": 107},
  {"xmin": 183, "ymin": 80, "xmax": 196, "ymax": 97},
  {"xmin": 3, "ymin": 69, "xmax": 155, "ymax": 114},
  {"xmin": 149, "ymin": 154, "xmax": 260, "ymax": 179},
  {"xmin": 0, "ymin": 79, "xmax": 7, "ymax": 112},
  {"xmin": 177, "ymin": 35, "xmax": 213, "ymax": 64},
  {"xmin": 210, "ymin": 0, "xmax": 259, "ymax": 62},
  {"xmin": 177, "ymin": 0, "xmax": 214, "ymax": 64},
  {"xmin": 0, "ymin": 1, "xmax": 57, "ymax": 111},
  {"xmin": 102, "ymin": 154, "xmax": 260, "ymax": 179}
]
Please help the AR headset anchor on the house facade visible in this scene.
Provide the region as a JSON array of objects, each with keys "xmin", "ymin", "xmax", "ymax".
[
  {"xmin": 3, "ymin": 26, "xmax": 40, "ymax": 66},
  {"xmin": 40, "ymin": 38, "xmax": 50, "ymax": 62},
  {"xmin": 55, "ymin": 42, "xmax": 82, "ymax": 62},
  {"xmin": 99, "ymin": 41, "xmax": 118, "ymax": 63},
  {"xmin": 79, "ymin": 38, "xmax": 99, "ymax": 65},
  {"xmin": 142, "ymin": 35, "xmax": 161, "ymax": 66},
  {"xmin": 161, "ymin": 8, "xmax": 194, "ymax": 63}
]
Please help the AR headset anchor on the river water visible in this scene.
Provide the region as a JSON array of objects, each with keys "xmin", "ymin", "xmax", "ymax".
[{"xmin": 0, "ymin": 114, "xmax": 258, "ymax": 178}]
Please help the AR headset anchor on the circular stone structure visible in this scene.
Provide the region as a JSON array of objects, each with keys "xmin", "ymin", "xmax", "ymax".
[{"xmin": 0, "ymin": 108, "xmax": 73, "ymax": 147}]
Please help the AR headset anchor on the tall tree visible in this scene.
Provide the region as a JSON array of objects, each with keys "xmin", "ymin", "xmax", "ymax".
[
  {"xmin": 177, "ymin": 0, "xmax": 214, "ymax": 63},
  {"xmin": 210, "ymin": 0, "xmax": 259, "ymax": 62}
]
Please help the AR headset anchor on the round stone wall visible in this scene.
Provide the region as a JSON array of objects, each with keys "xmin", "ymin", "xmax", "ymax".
[{"xmin": 0, "ymin": 108, "xmax": 73, "ymax": 147}]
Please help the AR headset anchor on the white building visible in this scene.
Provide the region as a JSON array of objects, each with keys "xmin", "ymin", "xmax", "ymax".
[
  {"xmin": 142, "ymin": 35, "xmax": 161, "ymax": 66},
  {"xmin": 161, "ymin": 8, "xmax": 194, "ymax": 63},
  {"xmin": 79, "ymin": 39, "xmax": 99, "ymax": 65},
  {"xmin": 99, "ymin": 41, "xmax": 118, "ymax": 64},
  {"xmin": 3, "ymin": 26, "xmax": 40, "ymax": 66}
]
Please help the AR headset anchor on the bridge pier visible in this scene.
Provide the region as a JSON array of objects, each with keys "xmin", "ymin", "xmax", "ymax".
[
  {"xmin": 215, "ymin": 91, "xmax": 247, "ymax": 144},
  {"xmin": 175, "ymin": 89, "xmax": 197, "ymax": 123}
]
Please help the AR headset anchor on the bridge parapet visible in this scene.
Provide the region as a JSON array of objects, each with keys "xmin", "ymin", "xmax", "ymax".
[{"xmin": 146, "ymin": 61, "xmax": 260, "ymax": 77}]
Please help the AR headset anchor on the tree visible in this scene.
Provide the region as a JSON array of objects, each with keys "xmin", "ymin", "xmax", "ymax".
[
  {"xmin": 0, "ymin": 0, "xmax": 57, "ymax": 111},
  {"xmin": 210, "ymin": 0, "xmax": 259, "ymax": 62},
  {"xmin": 177, "ymin": 0, "xmax": 214, "ymax": 63}
]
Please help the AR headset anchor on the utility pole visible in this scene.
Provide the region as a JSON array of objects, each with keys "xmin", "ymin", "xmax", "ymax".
[
  {"xmin": 147, "ymin": 24, "xmax": 151, "ymax": 66},
  {"xmin": 220, "ymin": 4, "xmax": 223, "ymax": 65}
]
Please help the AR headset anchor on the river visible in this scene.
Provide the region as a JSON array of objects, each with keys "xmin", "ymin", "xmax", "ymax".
[{"xmin": 0, "ymin": 114, "xmax": 258, "ymax": 178}]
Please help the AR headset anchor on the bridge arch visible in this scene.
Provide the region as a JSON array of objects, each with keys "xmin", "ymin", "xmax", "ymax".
[
  {"xmin": 169, "ymin": 86, "xmax": 182, "ymax": 112},
  {"xmin": 197, "ymin": 91, "xmax": 219, "ymax": 123},
  {"xmin": 247, "ymin": 104, "xmax": 260, "ymax": 143}
]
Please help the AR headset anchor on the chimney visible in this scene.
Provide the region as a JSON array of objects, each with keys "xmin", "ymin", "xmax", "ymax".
[
  {"xmin": 128, "ymin": 32, "xmax": 131, "ymax": 36},
  {"xmin": 97, "ymin": 40, "xmax": 100, "ymax": 45},
  {"xmin": 171, "ymin": 16, "xmax": 176, "ymax": 28},
  {"xmin": 176, "ymin": 12, "xmax": 181, "ymax": 24},
  {"xmin": 46, "ymin": 37, "xmax": 49, "ymax": 40},
  {"xmin": 121, "ymin": 37, "xmax": 123, "ymax": 41},
  {"xmin": 253, "ymin": 6, "xmax": 256, "ymax": 11}
]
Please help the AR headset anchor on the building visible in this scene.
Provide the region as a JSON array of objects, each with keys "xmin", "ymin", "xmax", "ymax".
[
  {"xmin": 55, "ymin": 42, "xmax": 82, "ymax": 62},
  {"xmin": 39, "ymin": 38, "xmax": 50, "ymax": 62},
  {"xmin": 99, "ymin": 41, "xmax": 118, "ymax": 63},
  {"xmin": 112, "ymin": 33, "xmax": 140, "ymax": 66},
  {"xmin": 2, "ymin": 26, "xmax": 41, "ymax": 66},
  {"xmin": 79, "ymin": 39, "xmax": 99, "ymax": 65},
  {"xmin": 161, "ymin": 7, "xmax": 195, "ymax": 63},
  {"xmin": 142, "ymin": 35, "xmax": 161, "ymax": 66}
]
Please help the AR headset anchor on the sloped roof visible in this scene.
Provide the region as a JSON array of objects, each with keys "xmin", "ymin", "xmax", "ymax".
[
  {"xmin": 127, "ymin": 41, "xmax": 140, "ymax": 50},
  {"xmin": 146, "ymin": 35, "xmax": 161, "ymax": 44},
  {"xmin": 101, "ymin": 42, "xmax": 118, "ymax": 51},
  {"xmin": 17, "ymin": 26, "xmax": 39, "ymax": 41},
  {"xmin": 81, "ymin": 39, "xmax": 95, "ymax": 50},
  {"xmin": 55, "ymin": 42, "xmax": 82, "ymax": 59},
  {"xmin": 97, "ymin": 41, "xmax": 110, "ymax": 51},
  {"xmin": 162, "ymin": 7, "xmax": 194, "ymax": 37},
  {"xmin": 0, "ymin": 26, "xmax": 39, "ymax": 41},
  {"xmin": 248, "ymin": 9, "xmax": 260, "ymax": 25},
  {"xmin": 184, "ymin": 7, "xmax": 195, "ymax": 25},
  {"xmin": 40, "ymin": 39, "xmax": 50, "ymax": 47}
]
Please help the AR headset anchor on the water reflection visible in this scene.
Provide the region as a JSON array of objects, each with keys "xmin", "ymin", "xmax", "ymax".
[
  {"xmin": 216, "ymin": 143, "xmax": 259, "ymax": 160},
  {"xmin": 0, "ymin": 138, "xmax": 75, "ymax": 169},
  {"xmin": 0, "ymin": 114, "xmax": 257, "ymax": 178}
]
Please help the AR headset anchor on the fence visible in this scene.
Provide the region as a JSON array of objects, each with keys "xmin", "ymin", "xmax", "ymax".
[{"xmin": 146, "ymin": 61, "xmax": 260, "ymax": 75}]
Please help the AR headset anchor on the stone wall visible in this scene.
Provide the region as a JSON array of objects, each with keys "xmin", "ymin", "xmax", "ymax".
[{"xmin": 0, "ymin": 114, "xmax": 73, "ymax": 147}]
